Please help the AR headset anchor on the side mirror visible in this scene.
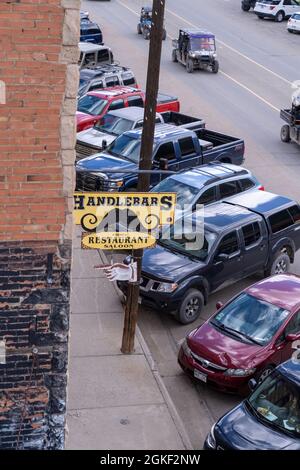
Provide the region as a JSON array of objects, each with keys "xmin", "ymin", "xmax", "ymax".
[
  {"xmin": 286, "ymin": 333, "xmax": 300, "ymax": 342},
  {"xmin": 102, "ymin": 139, "xmax": 107, "ymax": 150},
  {"xmin": 216, "ymin": 301, "xmax": 223, "ymax": 310},
  {"xmin": 159, "ymin": 158, "xmax": 169, "ymax": 171},
  {"xmin": 248, "ymin": 378, "xmax": 257, "ymax": 392},
  {"xmin": 216, "ymin": 253, "xmax": 229, "ymax": 263}
]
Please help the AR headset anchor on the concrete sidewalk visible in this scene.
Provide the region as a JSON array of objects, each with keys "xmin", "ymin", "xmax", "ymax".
[{"xmin": 65, "ymin": 229, "xmax": 192, "ymax": 450}]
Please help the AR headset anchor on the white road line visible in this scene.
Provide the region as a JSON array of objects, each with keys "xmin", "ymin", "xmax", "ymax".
[
  {"xmin": 116, "ymin": 0, "xmax": 280, "ymax": 112},
  {"xmin": 220, "ymin": 71, "xmax": 280, "ymax": 112},
  {"xmin": 165, "ymin": 8, "xmax": 292, "ymax": 86}
]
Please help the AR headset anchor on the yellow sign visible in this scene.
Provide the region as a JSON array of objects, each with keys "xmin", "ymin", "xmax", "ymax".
[
  {"xmin": 82, "ymin": 232, "xmax": 157, "ymax": 250},
  {"xmin": 74, "ymin": 192, "xmax": 176, "ymax": 232}
]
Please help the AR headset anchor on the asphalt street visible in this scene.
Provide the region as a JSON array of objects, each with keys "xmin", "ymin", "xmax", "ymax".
[{"xmin": 81, "ymin": 0, "xmax": 300, "ymax": 448}]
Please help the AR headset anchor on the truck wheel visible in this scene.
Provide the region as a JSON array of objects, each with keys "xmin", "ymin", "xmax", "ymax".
[
  {"xmin": 268, "ymin": 253, "xmax": 290, "ymax": 276},
  {"xmin": 281, "ymin": 124, "xmax": 291, "ymax": 143},
  {"xmin": 186, "ymin": 59, "xmax": 194, "ymax": 74},
  {"xmin": 172, "ymin": 49, "xmax": 178, "ymax": 62},
  {"xmin": 137, "ymin": 23, "xmax": 142, "ymax": 34},
  {"xmin": 212, "ymin": 60, "xmax": 219, "ymax": 74},
  {"xmin": 275, "ymin": 11, "xmax": 285, "ymax": 22},
  {"xmin": 257, "ymin": 15, "xmax": 265, "ymax": 19},
  {"xmin": 242, "ymin": 5, "xmax": 251, "ymax": 11},
  {"xmin": 176, "ymin": 289, "xmax": 204, "ymax": 324}
]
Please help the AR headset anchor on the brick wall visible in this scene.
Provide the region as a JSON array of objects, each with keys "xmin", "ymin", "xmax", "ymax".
[{"xmin": 0, "ymin": 0, "xmax": 79, "ymax": 449}]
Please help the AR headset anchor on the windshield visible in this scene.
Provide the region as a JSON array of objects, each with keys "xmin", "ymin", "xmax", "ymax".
[
  {"xmin": 78, "ymin": 95, "xmax": 107, "ymax": 116},
  {"xmin": 211, "ymin": 293, "xmax": 290, "ymax": 346},
  {"xmin": 160, "ymin": 225, "xmax": 217, "ymax": 261},
  {"xmin": 152, "ymin": 177, "xmax": 199, "ymax": 208},
  {"xmin": 108, "ymin": 134, "xmax": 141, "ymax": 162},
  {"xmin": 95, "ymin": 115, "xmax": 133, "ymax": 135},
  {"xmin": 78, "ymin": 79, "xmax": 88, "ymax": 95},
  {"xmin": 248, "ymin": 371, "xmax": 300, "ymax": 439},
  {"xmin": 190, "ymin": 36, "xmax": 215, "ymax": 52}
]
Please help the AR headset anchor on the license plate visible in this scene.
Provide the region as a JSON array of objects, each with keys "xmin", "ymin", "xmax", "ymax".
[{"xmin": 194, "ymin": 369, "xmax": 207, "ymax": 383}]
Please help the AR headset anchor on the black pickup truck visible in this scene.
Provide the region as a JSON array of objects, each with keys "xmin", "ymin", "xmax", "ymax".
[
  {"xmin": 76, "ymin": 123, "xmax": 245, "ymax": 191},
  {"xmin": 118, "ymin": 191, "xmax": 300, "ymax": 324}
]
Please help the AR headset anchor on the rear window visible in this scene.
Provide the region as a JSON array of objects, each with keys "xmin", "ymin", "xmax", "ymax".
[
  {"xmin": 127, "ymin": 96, "xmax": 144, "ymax": 107},
  {"xmin": 269, "ymin": 209, "xmax": 294, "ymax": 234},
  {"xmin": 122, "ymin": 73, "xmax": 136, "ymax": 86},
  {"xmin": 178, "ymin": 137, "xmax": 196, "ymax": 157},
  {"xmin": 98, "ymin": 49, "xmax": 110, "ymax": 63},
  {"xmin": 239, "ymin": 178, "xmax": 255, "ymax": 191},
  {"xmin": 292, "ymin": 13, "xmax": 300, "ymax": 20},
  {"xmin": 242, "ymin": 222, "xmax": 261, "ymax": 247},
  {"xmin": 81, "ymin": 28, "xmax": 100, "ymax": 36},
  {"xmin": 219, "ymin": 181, "xmax": 242, "ymax": 199}
]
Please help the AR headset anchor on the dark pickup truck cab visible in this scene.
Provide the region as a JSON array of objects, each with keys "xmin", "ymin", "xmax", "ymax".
[
  {"xmin": 76, "ymin": 124, "xmax": 245, "ymax": 191},
  {"xmin": 118, "ymin": 191, "xmax": 300, "ymax": 324}
]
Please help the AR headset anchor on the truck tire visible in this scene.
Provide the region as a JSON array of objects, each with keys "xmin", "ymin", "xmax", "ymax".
[
  {"xmin": 212, "ymin": 60, "xmax": 219, "ymax": 74},
  {"xmin": 268, "ymin": 252, "xmax": 291, "ymax": 276},
  {"xmin": 172, "ymin": 49, "xmax": 178, "ymax": 62},
  {"xmin": 186, "ymin": 59, "xmax": 194, "ymax": 74},
  {"xmin": 275, "ymin": 11, "xmax": 285, "ymax": 22},
  {"xmin": 257, "ymin": 15, "xmax": 265, "ymax": 19},
  {"xmin": 242, "ymin": 6, "xmax": 251, "ymax": 11},
  {"xmin": 281, "ymin": 124, "xmax": 291, "ymax": 142},
  {"xmin": 175, "ymin": 289, "xmax": 204, "ymax": 324}
]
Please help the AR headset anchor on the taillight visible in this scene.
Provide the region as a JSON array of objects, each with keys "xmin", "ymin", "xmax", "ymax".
[{"xmin": 258, "ymin": 185, "xmax": 265, "ymax": 191}]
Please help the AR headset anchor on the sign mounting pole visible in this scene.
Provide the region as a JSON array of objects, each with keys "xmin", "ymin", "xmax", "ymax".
[{"xmin": 121, "ymin": 0, "xmax": 166, "ymax": 354}]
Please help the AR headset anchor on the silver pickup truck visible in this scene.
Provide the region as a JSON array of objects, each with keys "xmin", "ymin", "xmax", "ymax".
[{"xmin": 75, "ymin": 107, "xmax": 205, "ymax": 162}]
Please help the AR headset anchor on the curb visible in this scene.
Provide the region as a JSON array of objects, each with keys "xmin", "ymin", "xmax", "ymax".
[{"xmin": 97, "ymin": 250, "xmax": 193, "ymax": 450}]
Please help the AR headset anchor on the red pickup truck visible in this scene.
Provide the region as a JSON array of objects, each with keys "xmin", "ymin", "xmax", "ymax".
[{"xmin": 76, "ymin": 86, "xmax": 180, "ymax": 132}]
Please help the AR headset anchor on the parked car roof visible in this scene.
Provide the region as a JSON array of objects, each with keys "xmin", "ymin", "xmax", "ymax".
[
  {"xmin": 85, "ymin": 86, "xmax": 141, "ymax": 98},
  {"xmin": 174, "ymin": 163, "xmax": 249, "ymax": 187},
  {"xmin": 79, "ymin": 42, "xmax": 108, "ymax": 53},
  {"xmin": 181, "ymin": 28, "xmax": 215, "ymax": 38},
  {"xmin": 225, "ymin": 190, "xmax": 296, "ymax": 215},
  {"xmin": 245, "ymin": 274, "xmax": 300, "ymax": 313},
  {"xmin": 126, "ymin": 123, "xmax": 192, "ymax": 141},
  {"xmin": 102, "ymin": 107, "xmax": 146, "ymax": 120},
  {"xmin": 80, "ymin": 64, "xmax": 133, "ymax": 80},
  {"xmin": 201, "ymin": 201, "xmax": 257, "ymax": 232},
  {"xmin": 277, "ymin": 359, "xmax": 300, "ymax": 387}
]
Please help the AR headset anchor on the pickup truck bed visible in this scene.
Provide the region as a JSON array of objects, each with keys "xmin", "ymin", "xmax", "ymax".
[
  {"xmin": 161, "ymin": 111, "xmax": 205, "ymax": 130},
  {"xmin": 195, "ymin": 128, "xmax": 245, "ymax": 164},
  {"xmin": 157, "ymin": 93, "xmax": 180, "ymax": 113}
]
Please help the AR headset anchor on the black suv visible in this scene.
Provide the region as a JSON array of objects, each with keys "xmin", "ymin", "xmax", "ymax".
[
  {"xmin": 118, "ymin": 191, "xmax": 300, "ymax": 324},
  {"xmin": 79, "ymin": 64, "xmax": 138, "ymax": 98}
]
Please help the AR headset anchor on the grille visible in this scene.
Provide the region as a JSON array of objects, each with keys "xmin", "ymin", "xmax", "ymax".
[
  {"xmin": 76, "ymin": 142, "xmax": 99, "ymax": 161},
  {"xmin": 191, "ymin": 352, "xmax": 227, "ymax": 373},
  {"xmin": 76, "ymin": 171, "xmax": 109, "ymax": 191}
]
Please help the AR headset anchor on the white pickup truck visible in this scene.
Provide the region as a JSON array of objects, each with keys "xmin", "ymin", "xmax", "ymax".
[{"xmin": 75, "ymin": 107, "xmax": 205, "ymax": 161}]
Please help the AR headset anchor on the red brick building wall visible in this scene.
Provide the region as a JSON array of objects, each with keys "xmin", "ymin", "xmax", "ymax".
[{"xmin": 0, "ymin": 0, "xmax": 79, "ymax": 449}]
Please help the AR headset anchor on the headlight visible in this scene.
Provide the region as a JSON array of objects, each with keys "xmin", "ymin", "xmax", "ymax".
[
  {"xmin": 225, "ymin": 368, "xmax": 256, "ymax": 377},
  {"xmin": 206, "ymin": 423, "xmax": 216, "ymax": 449},
  {"xmin": 189, "ymin": 52, "xmax": 196, "ymax": 58},
  {"xmin": 181, "ymin": 338, "xmax": 192, "ymax": 358},
  {"xmin": 108, "ymin": 180, "xmax": 123, "ymax": 188},
  {"xmin": 154, "ymin": 282, "xmax": 178, "ymax": 293}
]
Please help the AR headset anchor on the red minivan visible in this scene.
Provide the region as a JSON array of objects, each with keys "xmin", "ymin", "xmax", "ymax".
[
  {"xmin": 76, "ymin": 86, "xmax": 180, "ymax": 132},
  {"xmin": 179, "ymin": 274, "xmax": 300, "ymax": 395}
]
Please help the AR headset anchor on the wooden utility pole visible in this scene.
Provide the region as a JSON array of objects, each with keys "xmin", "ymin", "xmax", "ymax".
[{"xmin": 121, "ymin": 0, "xmax": 166, "ymax": 354}]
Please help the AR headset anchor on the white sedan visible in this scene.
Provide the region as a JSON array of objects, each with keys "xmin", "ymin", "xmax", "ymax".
[{"xmin": 287, "ymin": 12, "xmax": 300, "ymax": 32}]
